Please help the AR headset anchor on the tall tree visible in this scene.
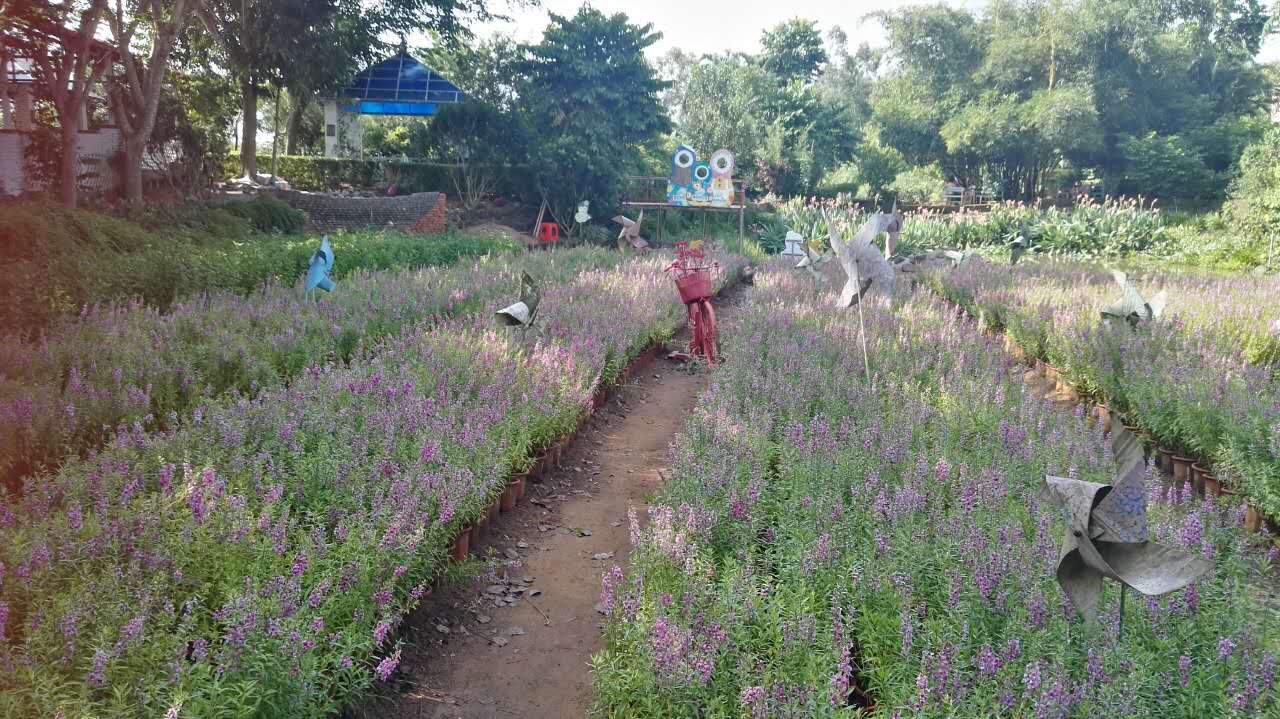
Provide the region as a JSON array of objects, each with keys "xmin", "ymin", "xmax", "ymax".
[
  {"xmin": 104, "ymin": 0, "xmax": 201, "ymax": 201},
  {"xmin": 869, "ymin": 0, "xmax": 1273, "ymax": 199},
  {"xmin": 196, "ymin": 0, "xmax": 496, "ymax": 177},
  {"xmin": 5, "ymin": 1, "xmax": 116, "ymax": 207},
  {"xmin": 420, "ymin": 34, "xmax": 527, "ymax": 112},
  {"xmin": 519, "ymin": 7, "xmax": 671, "ymax": 232},
  {"xmin": 195, "ymin": 0, "xmax": 312, "ymax": 179},
  {"xmin": 677, "ymin": 54, "xmax": 772, "ymax": 169},
  {"xmin": 759, "ymin": 18, "xmax": 827, "ymax": 84}
]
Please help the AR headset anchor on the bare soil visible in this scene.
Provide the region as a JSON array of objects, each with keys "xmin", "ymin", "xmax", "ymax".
[{"xmin": 361, "ymin": 301, "xmax": 740, "ymax": 719}]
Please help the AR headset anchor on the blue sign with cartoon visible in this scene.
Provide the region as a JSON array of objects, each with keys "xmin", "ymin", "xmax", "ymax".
[{"xmin": 666, "ymin": 145, "xmax": 735, "ymax": 207}]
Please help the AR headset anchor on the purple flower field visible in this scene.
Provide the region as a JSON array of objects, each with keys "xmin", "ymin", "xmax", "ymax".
[
  {"xmin": 0, "ymin": 248, "xmax": 625, "ymax": 486},
  {"xmin": 593, "ymin": 263, "xmax": 1278, "ymax": 717},
  {"xmin": 0, "ymin": 249, "xmax": 746, "ymax": 717},
  {"xmin": 924, "ymin": 258, "xmax": 1280, "ymax": 534}
]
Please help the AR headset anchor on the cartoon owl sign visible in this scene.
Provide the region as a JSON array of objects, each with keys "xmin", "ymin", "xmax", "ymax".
[{"xmin": 667, "ymin": 145, "xmax": 735, "ymax": 208}]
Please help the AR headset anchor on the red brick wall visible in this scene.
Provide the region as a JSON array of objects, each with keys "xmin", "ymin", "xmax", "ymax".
[{"xmin": 409, "ymin": 193, "xmax": 448, "ymax": 235}]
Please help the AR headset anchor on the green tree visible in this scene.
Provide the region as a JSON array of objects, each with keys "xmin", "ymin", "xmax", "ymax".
[
  {"xmin": 104, "ymin": 0, "xmax": 202, "ymax": 202},
  {"xmin": 427, "ymin": 101, "xmax": 529, "ymax": 209},
  {"xmin": 869, "ymin": 0, "xmax": 1273, "ymax": 200},
  {"xmin": 5, "ymin": 1, "xmax": 116, "ymax": 207},
  {"xmin": 421, "ymin": 35, "xmax": 527, "ymax": 112},
  {"xmin": 759, "ymin": 18, "xmax": 827, "ymax": 84},
  {"xmin": 196, "ymin": 0, "xmax": 496, "ymax": 178},
  {"xmin": 519, "ymin": 7, "xmax": 671, "ymax": 232},
  {"xmin": 677, "ymin": 55, "xmax": 772, "ymax": 170},
  {"xmin": 819, "ymin": 26, "xmax": 880, "ymax": 130}
]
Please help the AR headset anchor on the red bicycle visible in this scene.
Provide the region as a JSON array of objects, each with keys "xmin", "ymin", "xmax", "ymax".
[{"xmin": 665, "ymin": 242, "xmax": 719, "ymax": 364}]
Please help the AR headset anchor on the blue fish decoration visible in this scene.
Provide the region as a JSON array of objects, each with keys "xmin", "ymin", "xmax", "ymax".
[{"xmin": 306, "ymin": 236, "xmax": 335, "ymax": 293}]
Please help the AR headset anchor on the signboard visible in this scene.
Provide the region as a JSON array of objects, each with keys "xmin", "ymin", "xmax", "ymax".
[{"xmin": 666, "ymin": 145, "xmax": 735, "ymax": 208}]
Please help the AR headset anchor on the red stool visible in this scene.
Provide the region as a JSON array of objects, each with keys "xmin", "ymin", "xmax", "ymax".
[{"xmin": 537, "ymin": 223, "xmax": 560, "ymax": 243}]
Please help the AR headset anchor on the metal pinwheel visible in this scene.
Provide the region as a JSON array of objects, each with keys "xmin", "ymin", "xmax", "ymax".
[
  {"xmin": 1043, "ymin": 425, "xmax": 1211, "ymax": 631},
  {"xmin": 495, "ymin": 272, "xmax": 541, "ymax": 330},
  {"xmin": 612, "ymin": 211, "xmax": 649, "ymax": 250},
  {"xmin": 1100, "ymin": 270, "xmax": 1167, "ymax": 326},
  {"xmin": 829, "ymin": 214, "xmax": 898, "ymax": 308},
  {"xmin": 305, "ymin": 236, "xmax": 336, "ymax": 294}
]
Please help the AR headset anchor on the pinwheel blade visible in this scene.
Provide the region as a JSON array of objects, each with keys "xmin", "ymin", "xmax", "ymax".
[{"xmin": 1043, "ymin": 426, "xmax": 1211, "ymax": 624}]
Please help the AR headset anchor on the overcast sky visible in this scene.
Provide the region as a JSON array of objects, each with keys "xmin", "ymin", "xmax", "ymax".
[{"xmin": 424, "ymin": 0, "xmax": 1280, "ymax": 64}]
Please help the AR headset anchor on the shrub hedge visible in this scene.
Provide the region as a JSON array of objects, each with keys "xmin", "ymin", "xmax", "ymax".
[{"xmin": 224, "ymin": 155, "xmax": 536, "ymax": 198}]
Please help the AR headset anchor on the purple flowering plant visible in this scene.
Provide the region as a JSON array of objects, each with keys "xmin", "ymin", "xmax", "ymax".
[
  {"xmin": 0, "ymin": 250, "xmax": 746, "ymax": 717},
  {"xmin": 593, "ymin": 263, "xmax": 1278, "ymax": 717}
]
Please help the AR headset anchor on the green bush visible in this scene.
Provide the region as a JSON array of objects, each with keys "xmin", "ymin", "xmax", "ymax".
[
  {"xmin": 1117, "ymin": 132, "xmax": 1219, "ymax": 200},
  {"xmin": 224, "ymin": 154, "xmax": 536, "ymax": 199},
  {"xmin": 888, "ymin": 163, "xmax": 946, "ymax": 204},
  {"xmin": 217, "ymin": 197, "xmax": 307, "ymax": 234},
  {"xmin": 117, "ymin": 197, "xmax": 304, "ymax": 240},
  {"xmin": 0, "ymin": 201, "xmax": 519, "ymax": 338}
]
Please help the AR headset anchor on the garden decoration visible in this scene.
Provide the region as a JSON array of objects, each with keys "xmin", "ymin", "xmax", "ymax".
[
  {"xmin": 305, "ymin": 236, "xmax": 336, "ymax": 293},
  {"xmin": 575, "ymin": 201, "xmax": 591, "ymax": 225},
  {"xmin": 613, "ymin": 211, "xmax": 650, "ymax": 250},
  {"xmin": 829, "ymin": 218, "xmax": 893, "ymax": 390},
  {"xmin": 1010, "ymin": 237, "xmax": 1028, "ymax": 266},
  {"xmin": 795, "ymin": 246, "xmax": 832, "ymax": 280},
  {"xmin": 1101, "ymin": 270, "xmax": 1166, "ymax": 326},
  {"xmin": 829, "ymin": 214, "xmax": 897, "ymax": 308},
  {"xmin": 942, "ymin": 249, "xmax": 978, "ymax": 267},
  {"xmin": 1043, "ymin": 425, "xmax": 1212, "ymax": 630},
  {"xmin": 495, "ymin": 272, "xmax": 541, "ymax": 329},
  {"xmin": 665, "ymin": 241, "xmax": 719, "ymax": 363},
  {"xmin": 667, "ymin": 145, "xmax": 735, "ymax": 207},
  {"xmin": 781, "ymin": 230, "xmax": 807, "ymax": 257}
]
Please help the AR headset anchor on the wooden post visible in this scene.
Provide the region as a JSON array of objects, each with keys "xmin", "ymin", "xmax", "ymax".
[{"xmin": 738, "ymin": 204, "xmax": 745, "ymax": 243}]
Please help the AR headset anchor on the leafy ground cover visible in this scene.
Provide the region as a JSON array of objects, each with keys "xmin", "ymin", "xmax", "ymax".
[
  {"xmin": 924, "ymin": 258, "xmax": 1280, "ymax": 527},
  {"xmin": 773, "ymin": 195, "xmax": 1279, "ymax": 275},
  {"xmin": 0, "ymin": 201, "xmax": 517, "ymax": 338},
  {"xmin": 593, "ymin": 264, "xmax": 1278, "ymax": 717},
  {"xmin": 0, "ymin": 250, "xmax": 747, "ymax": 718},
  {"xmin": 0, "ymin": 248, "xmax": 620, "ymax": 485}
]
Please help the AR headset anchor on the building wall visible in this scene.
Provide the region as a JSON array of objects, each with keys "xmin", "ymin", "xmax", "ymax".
[
  {"xmin": 0, "ymin": 132, "xmax": 27, "ymax": 196},
  {"xmin": 0, "ymin": 127, "xmax": 121, "ymax": 197}
]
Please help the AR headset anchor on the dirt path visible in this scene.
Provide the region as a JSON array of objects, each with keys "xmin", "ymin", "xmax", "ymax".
[{"xmin": 363, "ymin": 300, "xmax": 741, "ymax": 719}]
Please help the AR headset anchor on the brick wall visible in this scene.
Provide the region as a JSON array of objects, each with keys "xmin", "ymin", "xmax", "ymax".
[
  {"xmin": 409, "ymin": 193, "xmax": 447, "ymax": 235},
  {"xmin": 271, "ymin": 190, "xmax": 448, "ymax": 234}
]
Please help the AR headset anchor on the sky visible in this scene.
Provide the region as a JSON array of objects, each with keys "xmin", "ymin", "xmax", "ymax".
[{"xmin": 418, "ymin": 0, "xmax": 1280, "ymax": 64}]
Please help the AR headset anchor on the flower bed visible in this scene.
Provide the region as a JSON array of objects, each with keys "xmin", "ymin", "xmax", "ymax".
[
  {"xmin": 0, "ymin": 251, "xmax": 747, "ymax": 718},
  {"xmin": 923, "ymin": 258, "xmax": 1280, "ymax": 524},
  {"xmin": 0, "ymin": 248, "xmax": 624, "ymax": 486},
  {"xmin": 593, "ymin": 265, "xmax": 1278, "ymax": 717}
]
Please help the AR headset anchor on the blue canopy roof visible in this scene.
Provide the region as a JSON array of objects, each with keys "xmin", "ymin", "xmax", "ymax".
[{"xmin": 341, "ymin": 53, "xmax": 465, "ymax": 113}]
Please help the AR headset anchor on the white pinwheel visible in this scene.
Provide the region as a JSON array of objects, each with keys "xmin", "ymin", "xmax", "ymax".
[
  {"xmin": 1101, "ymin": 270, "xmax": 1167, "ymax": 326},
  {"xmin": 829, "ymin": 214, "xmax": 898, "ymax": 307},
  {"xmin": 612, "ymin": 212, "xmax": 649, "ymax": 250}
]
